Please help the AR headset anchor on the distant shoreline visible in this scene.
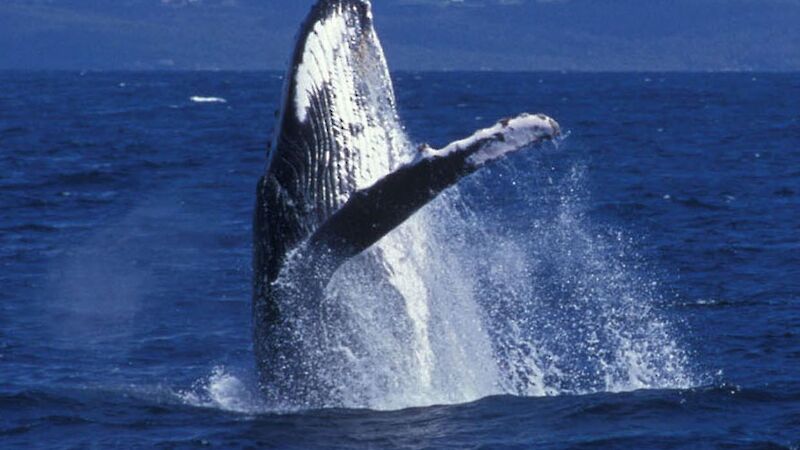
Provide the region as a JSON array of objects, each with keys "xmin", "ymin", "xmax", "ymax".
[{"xmin": 1, "ymin": 69, "xmax": 799, "ymax": 75}]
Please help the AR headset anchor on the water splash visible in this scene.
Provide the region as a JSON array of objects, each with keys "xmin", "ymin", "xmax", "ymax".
[
  {"xmin": 264, "ymin": 153, "xmax": 698, "ymax": 411},
  {"xmin": 179, "ymin": 366, "xmax": 265, "ymax": 414},
  {"xmin": 468, "ymin": 162, "xmax": 697, "ymax": 395}
]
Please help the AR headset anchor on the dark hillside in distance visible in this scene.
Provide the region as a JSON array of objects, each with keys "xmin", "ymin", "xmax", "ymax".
[{"xmin": 1, "ymin": 0, "xmax": 799, "ymax": 71}]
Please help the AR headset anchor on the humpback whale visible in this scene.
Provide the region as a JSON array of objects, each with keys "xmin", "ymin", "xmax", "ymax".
[{"xmin": 253, "ymin": 0, "xmax": 560, "ymax": 407}]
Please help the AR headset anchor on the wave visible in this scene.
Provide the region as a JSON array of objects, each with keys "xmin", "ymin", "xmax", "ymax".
[
  {"xmin": 0, "ymin": 223, "xmax": 59, "ymax": 233},
  {"xmin": 4, "ymin": 382, "xmax": 798, "ymax": 449},
  {"xmin": 50, "ymin": 170, "xmax": 122, "ymax": 187}
]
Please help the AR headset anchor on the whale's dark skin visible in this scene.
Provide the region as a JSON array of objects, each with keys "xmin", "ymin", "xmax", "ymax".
[{"xmin": 252, "ymin": 0, "xmax": 559, "ymax": 407}]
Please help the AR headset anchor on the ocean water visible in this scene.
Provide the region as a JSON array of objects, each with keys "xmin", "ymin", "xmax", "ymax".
[{"xmin": 1, "ymin": 71, "xmax": 798, "ymax": 448}]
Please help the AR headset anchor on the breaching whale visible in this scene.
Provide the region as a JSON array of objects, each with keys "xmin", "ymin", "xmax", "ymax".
[{"xmin": 253, "ymin": 0, "xmax": 560, "ymax": 407}]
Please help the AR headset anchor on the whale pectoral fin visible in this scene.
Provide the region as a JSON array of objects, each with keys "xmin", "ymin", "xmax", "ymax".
[{"xmin": 305, "ymin": 113, "xmax": 561, "ymax": 280}]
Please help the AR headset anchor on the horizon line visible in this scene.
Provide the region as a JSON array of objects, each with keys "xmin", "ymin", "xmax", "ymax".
[{"xmin": 1, "ymin": 68, "xmax": 799, "ymax": 75}]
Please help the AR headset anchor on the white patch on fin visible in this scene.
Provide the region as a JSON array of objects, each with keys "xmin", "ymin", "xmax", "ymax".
[{"xmin": 421, "ymin": 113, "xmax": 561, "ymax": 166}]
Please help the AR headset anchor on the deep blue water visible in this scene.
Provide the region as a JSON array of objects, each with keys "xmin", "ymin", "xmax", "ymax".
[{"xmin": 1, "ymin": 71, "xmax": 799, "ymax": 448}]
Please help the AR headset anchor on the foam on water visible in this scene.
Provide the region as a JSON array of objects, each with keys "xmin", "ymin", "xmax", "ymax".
[{"xmin": 179, "ymin": 367, "xmax": 265, "ymax": 414}]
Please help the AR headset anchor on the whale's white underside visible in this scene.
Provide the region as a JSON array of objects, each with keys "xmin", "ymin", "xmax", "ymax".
[{"xmin": 291, "ymin": 1, "xmax": 408, "ymax": 206}]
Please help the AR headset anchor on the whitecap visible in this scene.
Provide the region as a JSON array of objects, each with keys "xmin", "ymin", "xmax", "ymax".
[{"xmin": 190, "ymin": 96, "xmax": 227, "ymax": 104}]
